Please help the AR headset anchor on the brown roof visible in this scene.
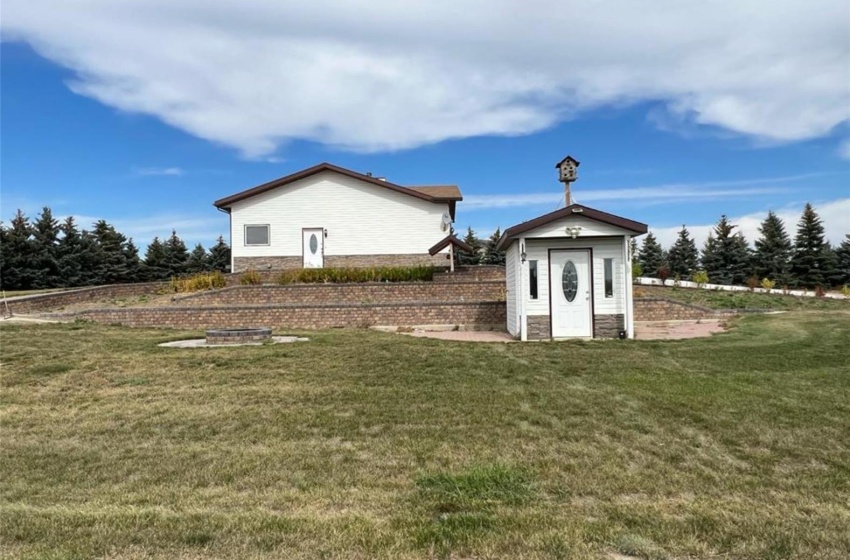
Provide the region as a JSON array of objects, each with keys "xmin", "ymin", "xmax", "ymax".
[
  {"xmin": 428, "ymin": 233, "xmax": 475, "ymax": 256},
  {"xmin": 213, "ymin": 162, "xmax": 462, "ymax": 209},
  {"xmin": 496, "ymin": 204, "xmax": 648, "ymax": 250},
  {"xmin": 407, "ymin": 185, "xmax": 463, "ymax": 200}
]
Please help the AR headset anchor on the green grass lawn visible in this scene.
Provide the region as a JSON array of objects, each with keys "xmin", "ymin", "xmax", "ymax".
[
  {"xmin": 637, "ymin": 285, "xmax": 850, "ymax": 311},
  {"xmin": 1, "ymin": 313, "xmax": 849, "ymax": 559}
]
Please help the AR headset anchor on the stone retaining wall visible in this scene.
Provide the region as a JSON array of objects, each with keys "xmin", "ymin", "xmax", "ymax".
[
  {"xmin": 6, "ymin": 282, "xmax": 167, "ymax": 314},
  {"xmin": 633, "ymin": 298, "xmax": 718, "ymax": 321},
  {"xmin": 173, "ymin": 281, "xmax": 505, "ymax": 307},
  {"xmin": 434, "ymin": 265, "xmax": 506, "ymax": 283},
  {"xmin": 58, "ymin": 301, "xmax": 506, "ymax": 330},
  {"xmin": 233, "ymin": 253, "xmax": 446, "ymax": 272}
]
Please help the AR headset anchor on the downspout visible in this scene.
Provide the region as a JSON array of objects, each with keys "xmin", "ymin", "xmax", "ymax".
[
  {"xmin": 624, "ymin": 235, "xmax": 635, "ymax": 338},
  {"xmin": 519, "ymin": 237, "xmax": 528, "ymax": 341},
  {"xmin": 216, "ymin": 206, "xmax": 233, "ymax": 273}
]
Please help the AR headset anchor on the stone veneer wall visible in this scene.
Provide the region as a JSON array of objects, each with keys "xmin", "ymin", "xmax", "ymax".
[
  {"xmin": 233, "ymin": 253, "xmax": 446, "ymax": 272},
  {"xmin": 57, "ymin": 301, "xmax": 506, "ymax": 330},
  {"xmin": 594, "ymin": 314, "xmax": 625, "ymax": 338},
  {"xmin": 527, "ymin": 315, "xmax": 551, "ymax": 340},
  {"xmin": 173, "ymin": 281, "xmax": 505, "ymax": 307}
]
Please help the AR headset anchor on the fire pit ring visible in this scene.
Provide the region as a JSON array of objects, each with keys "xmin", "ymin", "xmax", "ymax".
[{"xmin": 205, "ymin": 327, "xmax": 272, "ymax": 345}]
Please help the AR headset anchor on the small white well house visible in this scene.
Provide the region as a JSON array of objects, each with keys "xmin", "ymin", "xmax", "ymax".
[{"xmin": 497, "ymin": 156, "xmax": 648, "ymax": 340}]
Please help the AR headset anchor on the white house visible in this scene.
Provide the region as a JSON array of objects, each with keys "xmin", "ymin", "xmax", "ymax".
[
  {"xmin": 497, "ymin": 157, "xmax": 648, "ymax": 340},
  {"xmin": 214, "ymin": 163, "xmax": 463, "ymax": 272}
]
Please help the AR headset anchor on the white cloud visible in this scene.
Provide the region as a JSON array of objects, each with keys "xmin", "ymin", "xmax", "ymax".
[
  {"xmin": 2, "ymin": 1, "xmax": 848, "ymax": 157},
  {"xmin": 133, "ymin": 166, "xmax": 184, "ymax": 176},
  {"xmin": 650, "ymin": 198, "xmax": 850, "ymax": 249},
  {"xmin": 462, "ymin": 173, "xmax": 821, "ymax": 210}
]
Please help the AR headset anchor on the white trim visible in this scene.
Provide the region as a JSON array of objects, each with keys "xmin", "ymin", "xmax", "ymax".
[
  {"xmin": 519, "ymin": 237, "xmax": 528, "ymax": 341},
  {"xmin": 624, "ymin": 235, "xmax": 635, "ymax": 338}
]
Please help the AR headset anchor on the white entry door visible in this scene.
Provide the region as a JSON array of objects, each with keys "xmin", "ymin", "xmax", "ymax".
[
  {"xmin": 302, "ymin": 228, "xmax": 324, "ymax": 268},
  {"xmin": 549, "ymin": 249, "xmax": 592, "ymax": 338}
]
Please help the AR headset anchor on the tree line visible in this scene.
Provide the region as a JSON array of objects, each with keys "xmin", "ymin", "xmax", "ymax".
[
  {"xmin": 636, "ymin": 203, "xmax": 850, "ymax": 288},
  {"xmin": 0, "ymin": 207, "xmax": 231, "ymax": 291}
]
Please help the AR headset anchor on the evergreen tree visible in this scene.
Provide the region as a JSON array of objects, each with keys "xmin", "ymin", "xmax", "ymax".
[
  {"xmin": 31, "ymin": 207, "xmax": 62, "ymax": 288},
  {"xmin": 480, "ymin": 228, "xmax": 506, "ymax": 266},
  {"xmin": 835, "ymin": 234, "xmax": 850, "ymax": 286},
  {"xmin": 187, "ymin": 243, "xmax": 210, "ymax": 273},
  {"xmin": 753, "ymin": 211, "xmax": 793, "ymax": 285},
  {"xmin": 637, "ymin": 233, "xmax": 665, "ymax": 278},
  {"xmin": 666, "ymin": 226, "xmax": 699, "ymax": 278},
  {"xmin": 790, "ymin": 203, "xmax": 829, "ymax": 288},
  {"xmin": 57, "ymin": 216, "xmax": 86, "ymax": 287},
  {"xmin": 0, "ymin": 210, "xmax": 36, "ymax": 290},
  {"xmin": 822, "ymin": 243, "xmax": 843, "ymax": 288},
  {"xmin": 124, "ymin": 239, "xmax": 144, "ymax": 283},
  {"xmin": 143, "ymin": 237, "xmax": 169, "ymax": 281},
  {"xmin": 92, "ymin": 220, "xmax": 131, "ymax": 284},
  {"xmin": 700, "ymin": 215, "xmax": 751, "ymax": 285},
  {"xmin": 459, "ymin": 227, "xmax": 483, "ymax": 266},
  {"xmin": 207, "ymin": 236, "xmax": 231, "ymax": 272},
  {"xmin": 162, "ymin": 230, "xmax": 190, "ymax": 277}
]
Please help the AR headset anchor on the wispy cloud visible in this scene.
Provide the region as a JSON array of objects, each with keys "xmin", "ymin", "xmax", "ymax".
[
  {"xmin": 462, "ymin": 173, "xmax": 825, "ymax": 211},
  {"xmin": 133, "ymin": 166, "xmax": 184, "ymax": 177}
]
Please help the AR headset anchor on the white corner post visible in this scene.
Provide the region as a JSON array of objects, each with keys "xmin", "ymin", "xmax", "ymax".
[
  {"xmin": 519, "ymin": 237, "xmax": 528, "ymax": 341},
  {"xmin": 449, "ymin": 243, "xmax": 455, "ymax": 273},
  {"xmin": 624, "ymin": 235, "xmax": 635, "ymax": 338}
]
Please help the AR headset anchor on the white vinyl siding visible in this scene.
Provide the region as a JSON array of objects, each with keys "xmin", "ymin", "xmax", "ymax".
[
  {"xmin": 524, "ymin": 237, "xmax": 626, "ymax": 317},
  {"xmin": 520, "ymin": 214, "xmax": 634, "ymax": 238},
  {"xmin": 506, "ymin": 242, "xmax": 519, "ymax": 336},
  {"xmin": 229, "ymin": 171, "xmax": 450, "ymax": 258}
]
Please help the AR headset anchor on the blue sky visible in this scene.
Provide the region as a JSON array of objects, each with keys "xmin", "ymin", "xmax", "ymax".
[{"xmin": 2, "ymin": 1, "xmax": 848, "ymax": 251}]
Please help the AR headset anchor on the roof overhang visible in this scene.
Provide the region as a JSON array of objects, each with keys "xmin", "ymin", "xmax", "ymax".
[
  {"xmin": 213, "ymin": 163, "xmax": 462, "ymax": 211},
  {"xmin": 496, "ymin": 204, "xmax": 648, "ymax": 250},
  {"xmin": 428, "ymin": 233, "xmax": 475, "ymax": 256}
]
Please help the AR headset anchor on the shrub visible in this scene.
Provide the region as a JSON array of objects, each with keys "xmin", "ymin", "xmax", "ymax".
[
  {"xmin": 240, "ymin": 269, "xmax": 263, "ymax": 285},
  {"xmin": 631, "ymin": 263, "xmax": 643, "ymax": 280},
  {"xmin": 657, "ymin": 266, "xmax": 671, "ymax": 283},
  {"xmin": 276, "ymin": 265, "xmax": 434, "ymax": 285},
  {"xmin": 692, "ymin": 270, "xmax": 709, "ymax": 287},
  {"xmin": 169, "ymin": 271, "xmax": 226, "ymax": 293},
  {"xmin": 746, "ymin": 275, "xmax": 760, "ymax": 291},
  {"xmin": 814, "ymin": 286, "xmax": 826, "ymax": 297},
  {"xmin": 761, "ymin": 278, "xmax": 776, "ymax": 291},
  {"xmin": 842, "ymin": 285, "xmax": 850, "ymax": 297}
]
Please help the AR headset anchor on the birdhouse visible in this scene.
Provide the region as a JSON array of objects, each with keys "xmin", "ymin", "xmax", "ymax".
[{"xmin": 555, "ymin": 155, "xmax": 580, "ymax": 183}]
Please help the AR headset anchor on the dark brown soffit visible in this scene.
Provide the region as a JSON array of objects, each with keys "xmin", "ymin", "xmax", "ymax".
[{"xmin": 428, "ymin": 234, "xmax": 475, "ymax": 256}]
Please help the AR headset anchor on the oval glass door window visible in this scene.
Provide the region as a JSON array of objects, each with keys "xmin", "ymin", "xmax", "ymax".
[
  {"xmin": 309, "ymin": 234, "xmax": 318, "ymax": 254},
  {"xmin": 562, "ymin": 261, "xmax": 578, "ymax": 302}
]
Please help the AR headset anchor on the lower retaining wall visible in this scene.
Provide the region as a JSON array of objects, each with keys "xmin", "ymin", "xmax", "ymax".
[
  {"xmin": 634, "ymin": 298, "xmax": 718, "ymax": 321},
  {"xmin": 6, "ymin": 282, "xmax": 167, "ymax": 314},
  {"xmin": 173, "ymin": 281, "xmax": 505, "ymax": 306},
  {"xmin": 58, "ymin": 301, "xmax": 506, "ymax": 330}
]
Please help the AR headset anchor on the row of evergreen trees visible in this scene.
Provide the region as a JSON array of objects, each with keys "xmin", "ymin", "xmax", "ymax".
[
  {"xmin": 0, "ymin": 208, "xmax": 231, "ymax": 291},
  {"xmin": 636, "ymin": 204, "xmax": 850, "ymax": 288}
]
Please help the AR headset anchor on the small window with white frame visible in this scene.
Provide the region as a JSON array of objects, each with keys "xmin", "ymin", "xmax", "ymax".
[{"xmin": 244, "ymin": 224, "xmax": 270, "ymax": 246}]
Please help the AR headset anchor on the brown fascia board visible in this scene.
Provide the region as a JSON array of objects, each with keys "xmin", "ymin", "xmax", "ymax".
[
  {"xmin": 213, "ymin": 162, "xmax": 459, "ymax": 209},
  {"xmin": 495, "ymin": 204, "xmax": 648, "ymax": 250},
  {"xmin": 428, "ymin": 234, "xmax": 475, "ymax": 256}
]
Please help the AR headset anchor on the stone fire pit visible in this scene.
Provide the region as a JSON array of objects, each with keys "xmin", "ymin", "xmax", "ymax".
[{"xmin": 205, "ymin": 327, "xmax": 272, "ymax": 345}]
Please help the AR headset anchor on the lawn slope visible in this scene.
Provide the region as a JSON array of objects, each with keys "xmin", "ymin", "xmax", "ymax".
[{"xmin": 1, "ymin": 312, "xmax": 849, "ymax": 559}]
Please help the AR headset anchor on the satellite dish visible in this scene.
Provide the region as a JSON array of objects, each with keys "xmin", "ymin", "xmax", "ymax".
[{"xmin": 440, "ymin": 212, "xmax": 453, "ymax": 232}]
